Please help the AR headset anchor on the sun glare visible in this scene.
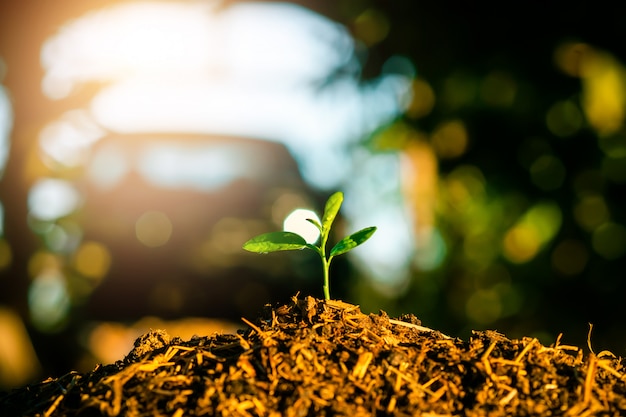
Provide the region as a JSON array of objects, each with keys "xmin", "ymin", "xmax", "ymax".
[
  {"xmin": 24, "ymin": 0, "xmax": 414, "ymax": 330},
  {"xmin": 283, "ymin": 209, "xmax": 320, "ymax": 244},
  {"xmin": 39, "ymin": 1, "xmax": 410, "ymax": 189}
]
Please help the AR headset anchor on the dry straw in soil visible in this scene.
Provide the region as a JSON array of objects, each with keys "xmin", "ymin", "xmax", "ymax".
[{"xmin": 1, "ymin": 295, "xmax": 626, "ymax": 416}]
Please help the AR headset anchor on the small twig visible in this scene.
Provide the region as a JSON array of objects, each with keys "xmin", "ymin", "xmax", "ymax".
[
  {"xmin": 514, "ymin": 338, "xmax": 537, "ymax": 363},
  {"xmin": 583, "ymin": 353, "xmax": 597, "ymax": 406},
  {"xmin": 43, "ymin": 394, "xmax": 64, "ymax": 417},
  {"xmin": 388, "ymin": 319, "xmax": 452, "ymax": 339}
]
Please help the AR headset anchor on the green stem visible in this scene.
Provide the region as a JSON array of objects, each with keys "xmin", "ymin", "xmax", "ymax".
[
  {"xmin": 319, "ymin": 228, "xmax": 332, "ymax": 300},
  {"xmin": 322, "ymin": 256, "xmax": 331, "ymax": 300}
]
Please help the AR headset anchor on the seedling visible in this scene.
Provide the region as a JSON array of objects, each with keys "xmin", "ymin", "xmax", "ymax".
[{"xmin": 242, "ymin": 191, "xmax": 377, "ymax": 300}]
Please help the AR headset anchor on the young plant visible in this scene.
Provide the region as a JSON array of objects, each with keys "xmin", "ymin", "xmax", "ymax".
[{"xmin": 242, "ymin": 191, "xmax": 376, "ymax": 301}]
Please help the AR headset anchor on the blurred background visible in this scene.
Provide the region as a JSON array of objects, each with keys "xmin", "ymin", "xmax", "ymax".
[{"xmin": 1, "ymin": 0, "xmax": 626, "ymax": 390}]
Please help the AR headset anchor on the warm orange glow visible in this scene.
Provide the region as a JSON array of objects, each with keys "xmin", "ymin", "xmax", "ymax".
[
  {"xmin": 402, "ymin": 139, "xmax": 438, "ymax": 235},
  {"xmin": 73, "ymin": 241, "xmax": 111, "ymax": 281},
  {"xmin": 401, "ymin": 139, "xmax": 448, "ymax": 271},
  {"xmin": 0, "ymin": 307, "xmax": 41, "ymax": 388},
  {"xmin": 503, "ymin": 225, "xmax": 542, "ymax": 264},
  {"xmin": 431, "ymin": 120, "xmax": 468, "ymax": 159},
  {"xmin": 27, "ymin": 250, "xmax": 63, "ymax": 279},
  {"xmin": 135, "ymin": 211, "xmax": 173, "ymax": 248},
  {"xmin": 87, "ymin": 317, "xmax": 239, "ymax": 366},
  {"xmin": 582, "ymin": 56, "xmax": 626, "ymax": 135},
  {"xmin": 502, "ymin": 202, "xmax": 562, "ymax": 264},
  {"xmin": 555, "ymin": 43, "xmax": 626, "ymax": 136}
]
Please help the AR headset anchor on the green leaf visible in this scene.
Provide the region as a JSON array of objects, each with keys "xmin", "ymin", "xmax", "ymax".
[
  {"xmin": 242, "ymin": 232, "xmax": 307, "ymax": 253},
  {"xmin": 330, "ymin": 226, "xmax": 377, "ymax": 257},
  {"xmin": 305, "ymin": 243, "xmax": 321, "ymax": 253},
  {"xmin": 322, "ymin": 192, "xmax": 343, "ymax": 233},
  {"xmin": 306, "ymin": 218, "xmax": 323, "ymax": 233}
]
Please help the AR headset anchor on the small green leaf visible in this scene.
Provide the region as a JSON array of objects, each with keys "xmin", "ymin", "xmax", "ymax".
[
  {"xmin": 306, "ymin": 218, "xmax": 323, "ymax": 232},
  {"xmin": 330, "ymin": 226, "xmax": 377, "ymax": 257},
  {"xmin": 242, "ymin": 232, "xmax": 307, "ymax": 253},
  {"xmin": 322, "ymin": 192, "xmax": 343, "ymax": 233}
]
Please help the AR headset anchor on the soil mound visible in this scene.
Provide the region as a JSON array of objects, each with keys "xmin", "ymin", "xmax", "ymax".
[{"xmin": 1, "ymin": 295, "xmax": 625, "ymax": 416}]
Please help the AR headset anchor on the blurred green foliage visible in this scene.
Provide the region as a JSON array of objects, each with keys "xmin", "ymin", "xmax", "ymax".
[{"xmin": 334, "ymin": 1, "xmax": 626, "ymax": 352}]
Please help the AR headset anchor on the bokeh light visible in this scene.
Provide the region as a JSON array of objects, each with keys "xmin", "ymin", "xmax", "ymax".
[
  {"xmin": 580, "ymin": 51, "xmax": 626, "ymax": 136},
  {"xmin": 592, "ymin": 222, "xmax": 626, "ymax": 260},
  {"xmin": 73, "ymin": 241, "xmax": 111, "ymax": 281},
  {"xmin": 27, "ymin": 179, "xmax": 81, "ymax": 221},
  {"xmin": 545, "ymin": 100, "xmax": 583, "ymax": 137},
  {"xmin": 352, "ymin": 8, "xmax": 390, "ymax": 46},
  {"xmin": 283, "ymin": 209, "xmax": 320, "ymax": 244},
  {"xmin": 574, "ymin": 195, "xmax": 610, "ymax": 232},
  {"xmin": 2, "ymin": 0, "xmax": 626, "ymax": 390},
  {"xmin": 38, "ymin": 110, "xmax": 104, "ymax": 168},
  {"xmin": 406, "ymin": 79, "xmax": 435, "ymax": 119},
  {"xmin": 503, "ymin": 202, "xmax": 562, "ymax": 264},
  {"xmin": 135, "ymin": 211, "xmax": 173, "ymax": 248},
  {"xmin": 0, "ymin": 307, "xmax": 41, "ymax": 387},
  {"xmin": 28, "ymin": 270, "xmax": 70, "ymax": 331},
  {"xmin": 431, "ymin": 120, "xmax": 468, "ymax": 159},
  {"xmin": 555, "ymin": 42, "xmax": 626, "ymax": 136}
]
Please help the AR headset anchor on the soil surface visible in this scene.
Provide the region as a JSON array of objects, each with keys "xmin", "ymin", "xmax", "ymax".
[{"xmin": 1, "ymin": 295, "xmax": 625, "ymax": 416}]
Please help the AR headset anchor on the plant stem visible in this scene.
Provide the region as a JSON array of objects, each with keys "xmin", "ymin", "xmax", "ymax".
[
  {"xmin": 319, "ymin": 226, "xmax": 331, "ymax": 300},
  {"xmin": 322, "ymin": 256, "xmax": 331, "ymax": 300}
]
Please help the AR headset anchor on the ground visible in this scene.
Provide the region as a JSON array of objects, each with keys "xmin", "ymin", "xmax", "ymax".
[{"xmin": 1, "ymin": 295, "xmax": 625, "ymax": 416}]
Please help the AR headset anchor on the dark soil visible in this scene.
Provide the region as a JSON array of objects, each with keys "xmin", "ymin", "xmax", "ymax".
[{"xmin": 1, "ymin": 295, "xmax": 625, "ymax": 416}]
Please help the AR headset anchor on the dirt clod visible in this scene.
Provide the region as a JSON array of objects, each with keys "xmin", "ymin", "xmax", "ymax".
[{"xmin": 1, "ymin": 295, "xmax": 625, "ymax": 416}]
